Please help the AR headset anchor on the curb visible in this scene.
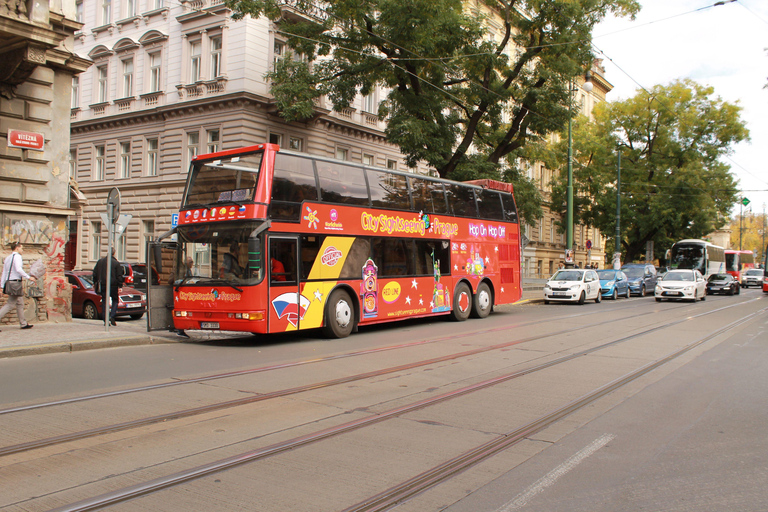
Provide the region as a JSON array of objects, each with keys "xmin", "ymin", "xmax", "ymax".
[{"xmin": 0, "ymin": 335, "xmax": 180, "ymax": 359}]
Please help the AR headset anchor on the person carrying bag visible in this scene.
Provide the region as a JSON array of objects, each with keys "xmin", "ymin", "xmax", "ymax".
[{"xmin": 0, "ymin": 242, "xmax": 36, "ymax": 331}]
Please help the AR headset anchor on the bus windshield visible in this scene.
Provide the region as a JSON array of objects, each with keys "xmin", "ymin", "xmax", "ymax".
[
  {"xmin": 184, "ymin": 153, "xmax": 263, "ymax": 208},
  {"xmin": 725, "ymin": 253, "xmax": 738, "ymax": 272},
  {"xmin": 176, "ymin": 220, "xmax": 264, "ymax": 287},
  {"xmin": 669, "ymin": 244, "xmax": 705, "ymax": 272}
]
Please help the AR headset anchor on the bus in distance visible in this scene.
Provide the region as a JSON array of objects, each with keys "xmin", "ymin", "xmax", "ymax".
[
  {"xmin": 159, "ymin": 144, "xmax": 522, "ymax": 338},
  {"xmin": 667, "ymin": 239, "xmax": 725, "ymax": 278},
  {"xmin": 724, "ymin": 249, "xmax": 754, "ymax": 284}
]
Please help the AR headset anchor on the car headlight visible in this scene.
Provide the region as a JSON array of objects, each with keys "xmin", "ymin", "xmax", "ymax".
[
  {"xmin": 544, "ymin": 284, "xmax": 551, "ymax": 290},
  {"xmin": 684, "ymin": 286, "xmax": 694, "ymax": 291},
  {"xmin": 606, "ymin": 281, "xmax": 615, "ymax": 287},
  {"xmin": 655, "ymin": 285, "xmax": 661, "ymax": 292},
  {"xmin": 570, "ymin": 284, "xmax": 581, "ymax": 290}
]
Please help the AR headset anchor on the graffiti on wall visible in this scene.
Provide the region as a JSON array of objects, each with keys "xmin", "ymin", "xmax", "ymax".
[{"xmin": 2, "ymin": 216, "xmax": 56, "ymax": 246}]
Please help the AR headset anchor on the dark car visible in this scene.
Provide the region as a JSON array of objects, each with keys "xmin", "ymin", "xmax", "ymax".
[
  {"xmin": 706, "ymin": 273, "xmax": 740, "ymax": 295},
  {"xmin": 66, "ymin": 270, "xmax": 147, "ymax": 320},
  {"xmin": 621, "ymin": 263, "xmax": 658, "ymax": 296},
  {"xmin": 120, "ymin": 262, "xmax": 160, "ymax": 291}
]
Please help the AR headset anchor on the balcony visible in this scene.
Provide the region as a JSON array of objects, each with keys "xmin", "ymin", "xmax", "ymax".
[{"xmin": 176, "ymin": 77, "xmax": 228, "ymax": 100}]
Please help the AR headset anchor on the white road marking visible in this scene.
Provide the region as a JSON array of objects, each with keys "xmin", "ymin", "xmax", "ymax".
[{"xmin": 496, "ymin": 433, "xmax": 616, "ymax": 512}]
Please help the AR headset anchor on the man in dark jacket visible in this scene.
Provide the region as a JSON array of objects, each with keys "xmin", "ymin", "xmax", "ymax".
[{"xmin": 93, "ymin": 248, "xmax": 124, "ymax": 326}]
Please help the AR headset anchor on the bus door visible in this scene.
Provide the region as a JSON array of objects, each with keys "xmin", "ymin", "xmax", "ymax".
[
  {"xmin": 267, "ymin": 236, "xmax": 303, "ymax": 332},
  {"xmin": 146, "ymin": 240, "xmax": 178, "ymax": 331}
]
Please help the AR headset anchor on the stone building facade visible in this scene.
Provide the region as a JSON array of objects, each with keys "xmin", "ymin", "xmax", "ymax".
[
  {"xmin": 1, "ymin": 0, "xmax": 90, "ymax": 324},
  {"xmin": 69, "ymin": 0, "xmax": 417, "ymax": 270}
]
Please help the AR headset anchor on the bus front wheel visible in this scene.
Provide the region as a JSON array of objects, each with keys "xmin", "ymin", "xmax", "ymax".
[
  {"xmin": 470, "ymin": 282, "xmax": 492, "ymax": 319},
  {"xmin": 323, "ymin": 289, "xmax": 354, "ymax": 338},
  {"xmin": 451, "ymin": 282, "xmax": 472, "ymax": 322}
]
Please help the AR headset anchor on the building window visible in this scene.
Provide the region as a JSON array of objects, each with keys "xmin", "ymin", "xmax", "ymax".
[
  {"xmin": 336, "ymin": 147, "xmax": 348, "ymax": 161},
  {"xmin": 101, "ymin": 0, "xmax": 111, "ymax": 24},
  {"xmin": 289, "ymin": 137, "xmax": 303, "ymax": 151},
  {"xmin": 190, "ymin": 40, "xmax": 201, "ymax": 82},
  {"xmin": 149, "ymin": 52, "xmax": 161, "ymax": 92},
  {"xmin": 125, "ymin": 0, "xmax": 136, "ymax": 17},
  {"xmin": 71, "ymin": 76, "xmax": 79, "ymax": 108},
  {"xmin": 147, "ymin": 138, "xmax": 158, "ymax": 176},
  {"xmin": 387, "ymin": 159, "xmax": 397, "ymax": 170},
  {"xmin": 152, "ymin": 0, "xmax": 163, "ymax": 9},
  {"xmin": 273, "ymin": 41, "xmax": 284, "ymax": 67},
  {"xmin": 538, "ymin": 218, "xmax": 543, "ymax": 241},
  {"xmin": 550, "ymin": 220, "xmax": 554, "ymax": 243},
  {"xmin": 207, "ymin": 129, "xmax": 220, "ymax": 154},
  {"xmin": 210, "ymin": 36, "xmax": 222, "ymax": 78},
  {"xmin": 122, "ymin": 58, "xmax": 133, "ymax": 98},
  {"xmin": 97, "ymin": 65, "xmax": 108, "ymax": 103},
  {"xmin": 119, "ymin": 142, "xmax": 131, "ymax": 179},
  {"xmin": 69, "ymin": 149, "xmax": 77, "ymax": 181},
  {"xmin": 268, "ymin": 132, "xmax": 282, "ymax": 146},
  {"xmin": 75, "ymin": 0, "xmax": 83, "ymax": 22},
  {"xmin": 187, "ymin": 131, "xmax": 199, "ymax": 168},
  {"xmin": 95, "ymin": 145, "xmax": 106, "ymax": 181},
  {"xmin": 91, "ymin": 221, "xmax": 102, "ymax": 260},
  {"xmin": 363, "ymin": 154, "xmax": 374, "ymax": 166},
  {"xmin": 363, "ymin": 92, "xmax": 376, "ymax": 114},
  {"xmin": 116, "ymin": 232, "xmax": 127, "ymax": 261}
]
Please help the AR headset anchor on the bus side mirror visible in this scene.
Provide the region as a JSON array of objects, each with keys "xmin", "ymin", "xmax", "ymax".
[
  {"xmin": 248, "ymin": 237, "xmax": 262, "ymax": 279},
  {"xmin": 152, "ymin": 245, "xmax": 163, "ymax": 273}
]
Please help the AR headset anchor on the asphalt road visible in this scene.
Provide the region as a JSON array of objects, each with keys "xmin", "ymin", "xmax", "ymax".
[{"xmin": 1, "ymin": 288, "xmax": 766, "ymax": 511}]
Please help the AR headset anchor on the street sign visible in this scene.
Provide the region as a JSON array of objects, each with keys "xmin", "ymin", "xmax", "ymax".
[
  {"xmin": 115, "ymin": 214, "xmax": 132, "ymax": 236},
  {"xmin": 7, "ymin": 129, "xmax": 45, "ymax": 151},
  {"xmin": 171, "ymin": 213, "xmax": 179, "ymax": 228},
  {"xmin": 107, "ymin": 187, "xmax": 121, "ymax": 222},
  {"xmin": 520, "ymin": 233, "xmax": 529, "ymax": 252},
  {"xmin": 742, "ymin": 197, "xmax": 750, "ymax": 207}
]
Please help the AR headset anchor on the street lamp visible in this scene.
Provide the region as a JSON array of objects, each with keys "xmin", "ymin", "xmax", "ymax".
[{"xmin": 566, "ymin": 73, "xmax": 593, "ymax": 267}]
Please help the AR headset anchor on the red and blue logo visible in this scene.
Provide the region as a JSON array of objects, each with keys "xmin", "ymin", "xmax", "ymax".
[{"xmin": 271, "ymin": 292, "xmax": 311, "ymax": 327}]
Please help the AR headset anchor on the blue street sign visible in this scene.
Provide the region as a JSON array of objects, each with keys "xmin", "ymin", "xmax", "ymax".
[{"xmin": 171, "ymin": 213, "xmax": 179, "ymax": 228}]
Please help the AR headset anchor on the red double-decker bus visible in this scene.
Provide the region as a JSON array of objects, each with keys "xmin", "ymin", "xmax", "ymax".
[{"xmin": 149, "ymin": 144, "xmax": 521, "ymax": 338}]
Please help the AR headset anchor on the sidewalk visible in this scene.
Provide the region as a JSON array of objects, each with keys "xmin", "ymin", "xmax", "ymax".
[{"xmin": 0, "ymin": 283, "xmax": 546, "ymax": 359}]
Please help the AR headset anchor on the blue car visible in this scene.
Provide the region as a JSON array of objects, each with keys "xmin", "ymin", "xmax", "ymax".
[
  {"xmin": 598, "ymin": 269, "xmax": 631, "ymax": 299},
  {"xmin": 621, "ymin": 264, "xmax": 658, "ymax": 296}
]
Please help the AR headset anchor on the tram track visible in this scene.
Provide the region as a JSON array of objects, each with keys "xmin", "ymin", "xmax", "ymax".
[
  {"xmin": 39, "ymin": 302, "xmax": 767, "ymax": 512},
  {"xmin": 0, "ymin": 297, "xmax": 752, "ymax": 458}
]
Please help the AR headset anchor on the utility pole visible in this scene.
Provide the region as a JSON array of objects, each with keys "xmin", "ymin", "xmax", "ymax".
[{"xmin": 614, "ymin": 150, "xmax": 621, "ymax": 269}]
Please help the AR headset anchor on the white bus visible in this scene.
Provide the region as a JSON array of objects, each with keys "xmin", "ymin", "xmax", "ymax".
[{"xmin": 668, "ymin": 239, "xmax": 725, "ymax": 278}]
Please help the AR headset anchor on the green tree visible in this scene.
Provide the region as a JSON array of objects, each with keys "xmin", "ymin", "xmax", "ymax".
[
  {"xmin": 546, "ymin": 79, "xmax": 748, "ymax": 263},
  {"xmin": 729, "ymin": 211, "xmax": 768, "ymax": 261},
  {"xmin": 223, "ymin": 0, "xmax": 639, "ymax": 225}
]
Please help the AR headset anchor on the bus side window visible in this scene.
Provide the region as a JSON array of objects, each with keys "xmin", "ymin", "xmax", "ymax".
[
  {"xmin": 271, "ymin": 154, "xmax": 317, "ymax": 221},
  {"xmin": 477, "ymin": 190, "xmax": 504, "ymax": 220},
  {"xmin": 445, "ymin": 184, "xmax": 477, "ymax": 217},
  {"xmin": 300, "ymin": 235, "xmax": 322, "ymax": 280}
]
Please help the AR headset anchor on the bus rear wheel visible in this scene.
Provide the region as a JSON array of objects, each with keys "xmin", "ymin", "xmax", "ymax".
[
  {"xmin": 470, "ymin": 282, "xmax": 492, "ymax": 319},
  {"xmin": 323, "ymin": 289, "xmax": 354, "ymax": 338},
  {"xmin": 451, "ymin": 282, "xmax": 472, "ymax": 322}
]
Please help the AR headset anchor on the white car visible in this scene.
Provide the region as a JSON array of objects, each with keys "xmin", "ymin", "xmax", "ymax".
[
  {"xmin": 544, "ymin": 269, "xmax": 602, "ymax": 305},
  {"xmin": 742, "ymin": 268, "xmax": 764, "ymax": 288},
  {"xmin": 654, "ymin": 269, "xmax": 707, "ymax": 302}
]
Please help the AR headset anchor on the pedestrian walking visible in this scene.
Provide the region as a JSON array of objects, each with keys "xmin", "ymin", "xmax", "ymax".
[
  {"xmin": 0, "ymin": 242, "xmax": 36, "ymax": 331},
  {"xmin": 92, "ymin": 248, "xmax": 124, "ymax": 326}
]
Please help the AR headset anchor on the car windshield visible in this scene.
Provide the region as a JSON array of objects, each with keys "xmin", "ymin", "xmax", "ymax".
[
  {"xmin": 552, "ymin": 270, "xmax": 583, "ymax": 281},
  {"xmin": 622, "ymin": 267, "xmax": 644, "ymax": 278},
  {"xmin": 663, "ymin": 272, "xmax": 694, "ymax": 282},
  {"xmin": 77, "ymin": 274, "xmax": 95, "ymax": 289},
  {"xmin": 746, "ymin": 269, "xmax": 763, "ymax": 276},
  {"xmin": 708, "ymin": 274, "xmax": 730, "ymax": 281},
  {"xmin": 597, "ymin": 270, "xmax": 617, "ymax": 280}
]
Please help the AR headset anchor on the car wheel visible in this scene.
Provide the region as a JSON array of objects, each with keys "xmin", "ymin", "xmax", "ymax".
[
  {"xmin": 130, "ymin": 313, "xmax": 144, "ymax": 320},
  {"xmin": 611, "ymin": 289, "xmax": 617, "ymax": 300},
  {"xmin": 736, "ymin": 285, "xmax": 740, "ymax": 295},
  {"xmin": 83, "ymin": 301, "xmax": 100, "ymax": 320},
  {"xmin": 625, "ymin": 287, "xmax": 631, "ymax": 299},
  {"xmin": 701, "ymin": 290, "xmax": 706, "ymax": 301},
  {"xmin": 655, "ymin": 297, "xmax": 662, "ymax": 302},
  {"xmin": 544, "ymin": 299, "xmax": 550, "ymax": 305},
  {"xmin": 470, "ymin": 282, "xmax": 492, "ymax": 319},
  {"xmin": 322, "ymin": 289, "xmax": 354, "ymax": 338},
  {"xmin": 577, "ymin": 291, "xmax": 586, "ymax": 305},
  {"xmin": 451, "ymin": 282, "xmax": 472, "ymax": 321},
  {"xmin": 690, "ymin": 290, "xmax": 698, "ymax": 303},
  {"xmin": 595, "ymin": 291, "xmax": 602, "ymax": 304},
  {"xmin": 641, "ymin": 284, "xmax": 646, "ymax": 296}
]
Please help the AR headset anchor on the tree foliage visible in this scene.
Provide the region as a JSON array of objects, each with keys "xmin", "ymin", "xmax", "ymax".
[
  {"xmin": 545, "ymin": 79, "xmax": 748, "ymax": 263},
  {"xmin": 223, "ymin": 0, "xmax": 639, "ymax": 225},
  {"xmin": 728, "ymin": 211, "xmax": 768, "ymax": 262}
]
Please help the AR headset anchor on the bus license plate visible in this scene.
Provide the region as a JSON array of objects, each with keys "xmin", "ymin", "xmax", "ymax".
[{"xmin": 201, "ymin": 322, "xmax": 219, "ymax": 329}]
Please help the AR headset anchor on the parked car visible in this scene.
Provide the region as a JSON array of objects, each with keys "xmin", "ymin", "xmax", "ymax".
[
  {"xmin": 120, "ymin": 262, "xmax": 160, "ymax": 291},
  {"xmin": 66, "ymin": 270, "xmax": 147, "ymax": 320},
  {"xmin": 544, "ymin": 269, "xmax": 602, "ymax": 305},
  {"xmin": 706, "ymin": 273, "xmax": 740, "ymax": 295},
  {"xmin": 655, "ymin": 269, "xmax": 707, "ymax": 302},
  {"xmin": 621, "ymin": 263, "xmax": 658, "ymax": 296},
  {"xmin": 741, "ymin": 268, "xmax": 764, "ymax": 288},
  {"xmin": 598, "ymin": 269, "xmax": 631, "ymax": 300}
]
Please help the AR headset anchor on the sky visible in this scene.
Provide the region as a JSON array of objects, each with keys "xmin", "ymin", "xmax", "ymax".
[{"xmin": 593, "ymin": 0, "xmax": 768, "ymax": 219}]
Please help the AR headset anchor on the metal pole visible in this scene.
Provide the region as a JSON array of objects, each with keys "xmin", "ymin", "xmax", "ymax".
[
  {"xmin": 566, "ymin": 81, "xmax": 574, "ymax": 266},
  {"xmin": 739, "ymin": 200, "xmax": 743, "ymax": 251},
  {"xmin": 105, "ymin": 203, "xmax": 113, "ymax": 332},
  {"xmin": 614, "ymin": 150, "xmax": 621, "ymax": 269}
]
